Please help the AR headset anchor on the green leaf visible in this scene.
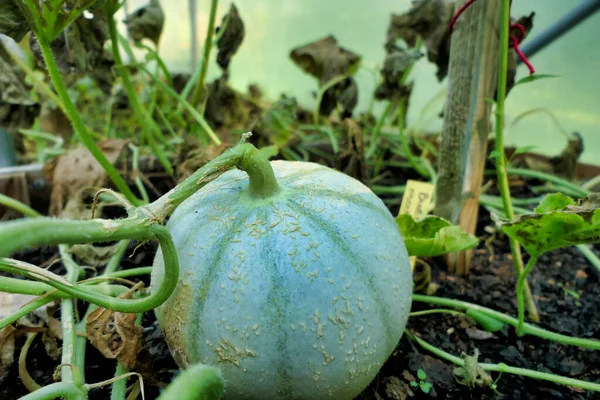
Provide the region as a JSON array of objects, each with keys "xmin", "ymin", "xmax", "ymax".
[
  {"xmin": 420, "ymin": 381, "xmax": 432, "ymax": 394},
  {"xmin": 396, "ymin": 214, "xmax": 479, "ymax": 257},
  {"xmin": 512, "ymin": 74, "xmax": 559, "ymax": 89},
  {"xmin": 534, "ymin": 193, "xmax": 576, "ymax": 213},
  {"xmin": 466, "ymin": 309, "xmax": 505, "ymax": 332},
  {"xmin": 497, "ymin": 193, "xmax": 600, "ymax": 257},
  {"xmin": 417, "ymin": 369, "xmax": 427, "ymax": 380},
  {"xmin": 513, "ymin": 145, "xmax": 537, "ymax": 155},
  {"xmin": 258, "ymin": 145, "xmax": 279, "ymax": 160},
  {"xmin": 488, "ymin": 150, "xmax": 503, "ymax": 160},
  {"xmin": 410, "ymin": 380, "xmax": 418, "ymax": 387}
]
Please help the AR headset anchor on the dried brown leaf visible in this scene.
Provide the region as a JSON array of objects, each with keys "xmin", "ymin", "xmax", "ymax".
[
  {"xmin": 375, "ymin": 49, "xmax": 421, "ymax": 101},
  {"xmin": 550, "ymin": 132, "xmax": 583, "ymax": 180},
  {"xmin": 0, "ymin": 40, "xmax": 36, "ymax": 106},
  {"xmin": 290, "ymin": 36, "xmax": 360, "ymax": 83},
  {"xmin": 86, "ymin": 286, "xmax": 144, "ymax": 370},
  {"xmin": 0, "ymin": 325, "xmax": 16, "ymax": 381},
  {"xmin": 43, "ymin": 139, "xmax": 128, "ymax": 216},
  {"xmin": 176, "ymin": 137, "xmax": 229, "ymax": 182},
  {"xmin": 386, "ymin": 0, "xmax": 454, "ymax": 80},
  {"xmin": 41, "ymin": 332, "xmax": 61, "ymax": 360},
  {"xmin": 453, "ymin": 350, "xmax": 493, "ymax": 388},
  {"xmin": 70, "ymin": 242, "xmax": 121, "ymax": 267},
  {"xmin": 465, "ymin": 327, "xmax": 496, "ymax": 340},
  {"xmin": 513, "ymin": 132, "xmax": 583, "ymax": 180},
  {"xmin": 0, "ymin": 292, "xmax": 37, "ymax": 320},
  {"xmin": 30, "ymin": 10, "xmax": 113, "ymax": 80},
  {"xmin": 335, "ymin": 119, "xmax": 367, "ymax": 183},
  {"xmin": 216, "ymin": 3, "xmax": 245, "ymax": 72},
  {"xmin": 384, "ymin": 376, "xmax": 414, "ymax": 400},
  {"xmin": 290, "ymin": 36, "xmax": 361, "ymax": 116},
  {"xmin": 204, "ymin": 77, "xmax": 243, "ymax": 129}
]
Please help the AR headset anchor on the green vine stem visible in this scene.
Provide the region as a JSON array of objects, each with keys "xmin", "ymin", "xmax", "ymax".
[
  {"xmin": 128, "ymin": 144, "xmax": 151, "ymax": 204},
  {"xmin": 517, "ymin": 255, "xmax": 538, "ymax": 336},
  {"xmin": 0, "ymin": 139, "xmax": 278, "ymax": 315},
  {"xmin": 0, "ymin": 287, "xmax": 114, "ymax": 330},
  {"xmin": 58, "ymin": 245, "xmax": 81, "ymax": 385},
  {"xmin": 110, "ymin": 362, "xmax": 128, "ymax": 400},
  {"xmin": 28, "ymin": 23, "xmax": 142, "ymax": 206},
  {"xmin": 191, "ymin": 0, "xmax": 219, "ymax": 107},
  {"xmin": 0, "ymin": 221, "xmax": 176, "ymax": 313},
  {"xmin": 409, "ymin": 309, "xmax": 465, "ymax": 318},
  {"xmin": 0, "ymin": 266, "xmax": 133, "ymax": 299},
  {"xmin": 406, "ymin": 330, "xmax": 600, "ymax": 392},
  {"xmin": 157, "ymin": 363, "xmax": 225, "ymax": 400},
  {"xmin": 105, "ymin": 4, "xmax": 173, "ymax": 177},
  {"xmin": 484, "ymin": 168, "xmax": 590, "ymax": 198},
  {"xmin": 19, "ymin": 382, "xmax": 87, "ymax": 400},
  {"xmin": 135, "ymin": 42, "xmax": 173, "ymax": 88},
  {"xmin": 494, "ymin": 0, "xmax": 539, "ymax": 323},
  {"xmin": 412, "ymin": 294, "xmax": 600, "ymax": 350},
  {"xmin": 147, "ymin": 139, "xmax": 276, "ymax": 219}
]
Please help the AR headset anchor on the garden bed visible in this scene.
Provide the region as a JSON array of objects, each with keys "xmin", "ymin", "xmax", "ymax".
[
  {"xmin": 1, "ymin": 0, "xmax": 599, "ymax": 398},
  {"xmin": 2, "ymin": 168, "xmax": 599, "ymax": 399}
]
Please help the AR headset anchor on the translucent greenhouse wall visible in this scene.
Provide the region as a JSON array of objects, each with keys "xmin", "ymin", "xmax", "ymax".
[{"xmin": 121, "ymin": 0, "xmax": 600, "ymax": 165}]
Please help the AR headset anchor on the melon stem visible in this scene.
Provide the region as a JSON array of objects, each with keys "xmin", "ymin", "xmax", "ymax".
[{"xmin": 238, "ymin": 145, "xmax": 280, "ymax": 199}]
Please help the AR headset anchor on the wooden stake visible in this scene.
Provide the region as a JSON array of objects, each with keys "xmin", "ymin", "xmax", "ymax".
[{"xmin": 434, "ymin": 0, "xmax": 501, "ymax": 274}]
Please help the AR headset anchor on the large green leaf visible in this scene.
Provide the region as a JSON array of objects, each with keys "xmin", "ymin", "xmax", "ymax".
[
  {"xmin": 396, "ymin": 214, "xmax": 479, "ymax": 257},
  {"xmin": 496, "ymin": 193, "xmax": 600, "ymax": 257}
]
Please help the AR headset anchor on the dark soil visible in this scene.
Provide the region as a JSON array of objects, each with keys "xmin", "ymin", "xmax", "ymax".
[{"xmin": 2, "ymin": 173, "xmax": 600, "ymax": 400}]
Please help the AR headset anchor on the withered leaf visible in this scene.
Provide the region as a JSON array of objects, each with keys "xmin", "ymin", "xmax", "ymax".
[
  {"xmin": 0, "ymin": 326, "xmax": 16, "ymax": 382},
  {"xmin": 86, "ymin": 286, "xmax": 144, "ymax": 370},
  {"xmin": 335, "ymin": 119, "xmax": 367, "ymax": 183},
  {"xmin": 0, "ymin": 39, "xmax": 37, "ymax": 149},
  {"xmin": 0, "ymin": 292, "xmax": 37, "ymax": 320},
  {"xmin": 43, "ymin": 139, "xmax": 128, "ymax": 216},
  {"xmin": 70, "ymin": 242, "xmax": 121, "ymax": 267},
  {"xmin": 512, "ymin": 132, "xmax": 583, "ymax": 180},
  {"xmin": 124, "ymin": 0, "xmax": 165, "ymax": 46},
  {"xmin": 453, "ymin": 350, "xmax": 492, "ymax": 388},
  {"xmin": 290, "ymin": 36, "xmax": 361, "ymax": 117},
  {"xmin": 204, "ymin": 76, "xmax": 240, "ymax": 129},
  {"xmin": 331, "ymin": 77, "xmax": 358, "ymax": 118},
  {"xmin": 0, "ymin": 0, "xmax": 30, "ymax": 42},
  {"xmin": 386, "ymin": 0, "xmax": 454, "ymax": 80},
  {"xmin": 290, "ymin": 35, "xmax": 361, "ymax": 83},
  {"xmin": 29, "ymin": 10, "xmax": 113, "ymax": 81},
  {"xmin": 549, "ymin": 132, "xmax": 584, "ymax": 180},
  {"xmin": 0, "ymin": 40, "xmax": 36, "ymax": 106},
  {"xmin": 384, "ymin": 376, "xmax": 414, "ymax": 400},
  {"xmin": 216, "ymin": 3, "xmax": 245, "ymax": 72},
  {"xmin": 176, "ymin": 136, "xmax": 229, "ymax": 182},
  {"xmin": 41, "ymin": 332, "xmax": 61, "ymax": 360},
  {"xmin": 375, "ymin": 49, "xmax": 421, "ymax": 101}
]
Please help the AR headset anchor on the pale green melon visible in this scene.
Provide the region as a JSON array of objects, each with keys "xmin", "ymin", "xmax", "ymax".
[{"xmin": 152, "ymin": 160, "xmax": 412, "ymax": 399}]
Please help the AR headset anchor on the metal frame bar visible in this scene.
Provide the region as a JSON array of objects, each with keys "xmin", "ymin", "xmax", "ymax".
[{"xmin": 519, "ymin": 0, "xmax": 600, "ymax": 62}]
